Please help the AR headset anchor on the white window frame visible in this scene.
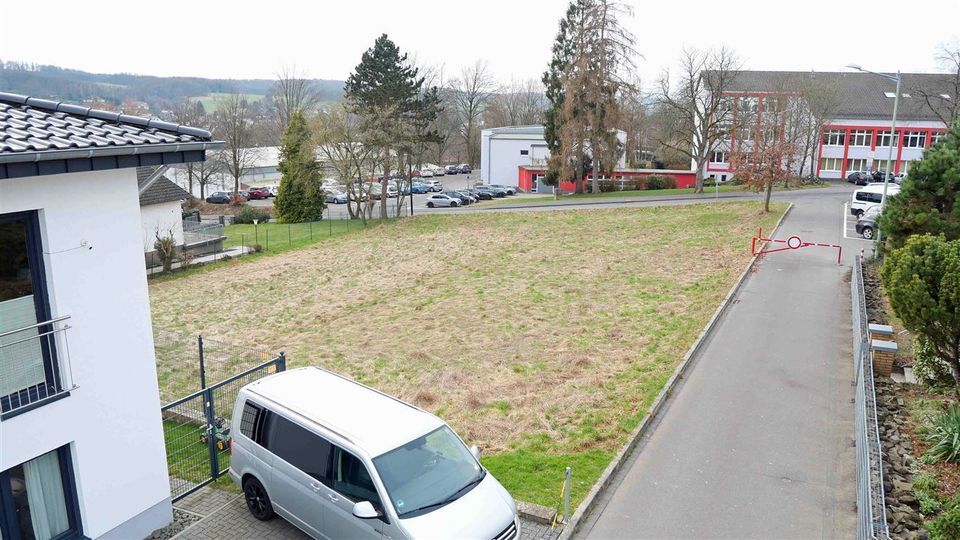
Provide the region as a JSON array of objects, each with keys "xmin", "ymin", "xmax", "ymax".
[
  {"xmin": 902, "ymin": 131, "xmax": 926, "ymax": 149},
  {"xmin": 846, "ymin": 158, "xmax": 868, "ymax": 172},
  {"xmin": 875, "ymin": 130, "xmax": 899, "ymax": 147},
  {"xmin": 931, "ymin": 132, "xmax": 947, "ymax": 145},
  {"xmin": 849, "ymin": 130, "xmax": 872, "ymax": 147},
  {"xmin": 819, "ymin": 157, "xmax": 842, "ymax": 171},
  {"xmin": 710, "ymin": 150, "xmax": 729, "ymax": 164},
  {"xmin": 738, "ymin": 96, "xmax": 759, "ymax": 113},
  {"xmin": 822, "ymin": 129, "xmax": 845, "ymax": 146}
]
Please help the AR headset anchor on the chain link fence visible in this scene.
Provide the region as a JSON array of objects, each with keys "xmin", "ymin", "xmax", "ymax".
[{"xmin": 852, "ymin": 256, "xmax": 891, "ymax": 540}]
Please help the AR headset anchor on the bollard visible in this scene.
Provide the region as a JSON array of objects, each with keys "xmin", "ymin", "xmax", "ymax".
[{"xmin": 564, "ymin": 466, "xmax": 571, "ymax": 524}]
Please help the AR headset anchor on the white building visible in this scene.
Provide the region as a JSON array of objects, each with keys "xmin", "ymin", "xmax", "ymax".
[
  {"xmin": 480, "ymin": 125, "xmax": 628, "ymax": 190},
  {"xmin": 704, "ymin": 71, "xmax": 953, "ymax": 181},
  {"xmin": 138, "ymin": 166, "xmax": 190, "ymax": 255},
  {"xmin": 0, "ymin": 92, "xmax": 221, "ymax": 539}
]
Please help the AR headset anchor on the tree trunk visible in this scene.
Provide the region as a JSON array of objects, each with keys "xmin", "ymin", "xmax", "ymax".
[
  {"xmin": 591, "ymin": 155, "xmax": 601, "ymax": 194},
  {"xmin": 764, "ymin": 180, "xmax": 773, "ymax": 213},
  {"xmin": 694, "ymin": 166, "xmax": 705, "ymax": 194}
]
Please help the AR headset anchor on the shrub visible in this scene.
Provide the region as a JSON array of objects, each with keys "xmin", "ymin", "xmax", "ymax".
[
  {"xmin": 915, "ymin": 473, "xmax": 942, "ymax": 515},
  {"xmin": 234, "ymin": 205, "xmax": 272, "ymax": 225},
  {"xmin": 251, "ymin": 243, "xmax": 263, "ymax": 253},
  {"xmin": 645, "ymin": 175, "xmax": 678, "ymax": 190},
  {"xmin": 229, "ymin": 194, "xmax": 246, "ymax": 206},
  {"xmin": 182, "ymin": 208, "xmax": 200, "ymax": 221},
  {"xmin": 914, "ymin": 335, "xmax": 956, "ymax": 388},
  {"xmin": 153, "ymin": 233, "xmax": 177, "ymax": 273},
  {"xmin": 928, "ymin": 506, "xmax": 960, "ymax": 540},
  {"xmin": 923, "ymin": 404, "xmax": 960, "ymax": 463}
]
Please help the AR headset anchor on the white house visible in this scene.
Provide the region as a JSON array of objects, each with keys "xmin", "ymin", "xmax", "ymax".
[
  {"xmin": 138, "ymin": 166, "xmax": 190, "ymax": 255},
  {"xmin": 0, "ymin": 92, "xmax": 221, "ymax": 539},
  {"xmin": 480, "ymin": 125, "xmax": 628, "ymax": 190}
]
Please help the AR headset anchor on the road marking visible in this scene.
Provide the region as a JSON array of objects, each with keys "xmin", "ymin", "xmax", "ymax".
[{"xmin": 842, "ymin": 202, "xmax": 873, "ymax": 242}]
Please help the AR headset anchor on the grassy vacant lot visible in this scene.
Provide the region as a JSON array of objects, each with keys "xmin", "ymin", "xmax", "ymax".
[
  {"xmin": 150, "ymin": 202, "xmax": 786, "ymax": 509},
  {"xmin": 191, "ymin": 92, "xmax": 264, "ymax": 111},
  {"xmin": 222, "ymin": 219, "xmax": 363, "ymax": 252}
]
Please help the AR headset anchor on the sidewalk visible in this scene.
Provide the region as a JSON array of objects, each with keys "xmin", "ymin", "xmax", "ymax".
[{"xmin": 576, "ymin": 190, "xmax": 857, "ymax": 538}]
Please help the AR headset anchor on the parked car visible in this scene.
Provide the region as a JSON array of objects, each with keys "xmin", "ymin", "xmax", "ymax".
[
  {"xmin": 457, "ymin": 163, "xmax": 472, "ymax": 174},
  {"xmin": 851, "ymin": 184, "xmax": 900, "ymax": 217},
  {"xmin": 426, "ymin": 193, "xmax": 460, "ymax": 208},
  {"xmin": 855, "ymin": 207, "xmax": 881, "ymax": 239},
  {"xmin": 846, "ymin": 171, "xmax": 872, "ymax": 186},
  {"xmin": 325, "ymin": 190, "xmax": 348, "ymax": 204},
  {"xmin": 445, "ymin": 165, "xmax": 459, "ymax": 175},
  {"xmin": 247, "ymin": 187, "xmax": 271, "ymax": 200},
  {"xmin": 431, "ymin": 166, "xmax": 445, "ymax": 177},
  {"xmin": 475, "ymin": 186, "xmax": 507, "ymax": 198},
  {"xmin": 205, "ymin": 191, "xmax": 231, "ymax": 204},
  {"xmin": 425, "ymin": 180, "xmax": 443, "ymax": 192},
  {"xmin": 230, "ymin": 367, "xmax": 518, "ymax": 540},
  {"xmin": 445, "ymin": 191, "xmax": 473, "ymax": 205},
  {"xmin": 268, "ymin": 186, "xmax": 280, "ymax": 197},
  {"xmin": 237, "ymin": 190, "xmax": 252, "ymax": 201},
  {"xmin": 489, "ymin": 184, "xmax": 517, "ymax": 196},
  {"xmin": 463, "ymin": 188, "xmax": 491, "ymax": 201},
  {"xmin": 409, "ymin": 182, "xmax": 430, "ymax": 194}
]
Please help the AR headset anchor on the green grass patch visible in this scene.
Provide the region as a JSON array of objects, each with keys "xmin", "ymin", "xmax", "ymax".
[
  {"xmin": 191, "ymin": 92, "xmax": 265, "ymax": 112},
  {"xmin": 483, "ymin": 447, "xmax": 613, "ymax": 511}
]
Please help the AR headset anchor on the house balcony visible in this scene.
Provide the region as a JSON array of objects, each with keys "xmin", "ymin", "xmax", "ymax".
[{"xmin": 0, "ymin": 316, "xmax": 76, "ymax": 419}]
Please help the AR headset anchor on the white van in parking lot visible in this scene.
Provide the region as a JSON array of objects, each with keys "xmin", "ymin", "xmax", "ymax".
[
  {"xmin": 851, "ymin": 183, "xmax": 900, "ymax": 217},
  {"xmin": 229, "ymin": 367, "xmax": 519, "ymax": 540}
]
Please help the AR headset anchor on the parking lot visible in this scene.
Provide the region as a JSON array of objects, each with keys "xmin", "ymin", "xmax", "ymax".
[{"xmin": 841, "ymin": 201, "xmax": 875, "ymax": 242}]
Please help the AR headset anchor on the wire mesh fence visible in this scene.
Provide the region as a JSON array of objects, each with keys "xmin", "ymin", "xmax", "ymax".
[
  {"xmin": 852, "ymin": 256, "xmax": 891, "ymax": 540},
  {"xmin": 157, "ymin": 331, "xmax": 286, "ymax": 501}
]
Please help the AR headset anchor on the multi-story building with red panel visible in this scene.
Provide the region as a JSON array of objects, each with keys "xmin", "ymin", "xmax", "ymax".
[{"xmin": 704, "ymin": 71, "xmax": 954, "ymax": 182}]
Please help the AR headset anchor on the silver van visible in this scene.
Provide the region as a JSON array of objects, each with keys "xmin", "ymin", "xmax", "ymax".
[{"xmin": 229, "ymin": 367, "xmax": 519, "ymax": 539}]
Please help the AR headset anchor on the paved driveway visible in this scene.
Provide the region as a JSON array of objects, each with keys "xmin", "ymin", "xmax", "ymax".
[{"xmin": 575, "ymin": 188, "xmax": 858, "ymax": 539}]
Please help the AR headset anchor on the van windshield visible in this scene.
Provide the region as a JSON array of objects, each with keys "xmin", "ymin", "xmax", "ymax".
[{"xmin": 372, "ymin": 426, "xmax": 484, "ymax": 519}]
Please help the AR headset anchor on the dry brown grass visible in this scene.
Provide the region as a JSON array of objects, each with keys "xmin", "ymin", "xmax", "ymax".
[{"xmin": 150, "ymin": 202, "xmax": 786, "ymax": 456}]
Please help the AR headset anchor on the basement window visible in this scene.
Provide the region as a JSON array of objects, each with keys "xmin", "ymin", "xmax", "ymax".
[{"xmin": 520, "ymin": 150, "xmax": 529, "ymax": 155}]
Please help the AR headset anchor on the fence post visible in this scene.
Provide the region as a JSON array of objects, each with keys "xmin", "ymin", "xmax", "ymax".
[
  {"xmin": 203, "ymin": 387, "xmax": 219, "ymax": 481},
  {"xmin": 310, "ymin": 222, "xmax": 313, "ymax": 241},
  {"xmin": 288, "ymin": 224, "xmax": 291, "ymax": 245},
  {"xmin": 198, "ymin": 335, "xmax": 207, "ymax": 390},
  {"xmin": 563, "ymin": 466, "xmax": 571, "ymax": 524},
  {"xmin": 278, "ymin": 351, "xmax": 287, "ymax": 372},
  {"xmin": 266, "ymin": 229, "xmax": 269, "ymax": 251},
  {"xmin": 241, "ymin": 234, "xmax": 244, "ymax": 257}
]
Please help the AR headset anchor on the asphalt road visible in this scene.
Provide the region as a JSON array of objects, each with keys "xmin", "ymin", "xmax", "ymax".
[{"xmin": 575, "ymin": 185, "xmax": 860, "ymax": 539}]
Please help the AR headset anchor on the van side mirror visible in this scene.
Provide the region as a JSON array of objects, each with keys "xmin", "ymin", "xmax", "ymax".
[
  {"xmin": 352, "ymin": 501, "xmax": 379, "ymax": 520},
  {"xmin": 470, "ymin": 445, "xmax": 481, "ymax": 460}
]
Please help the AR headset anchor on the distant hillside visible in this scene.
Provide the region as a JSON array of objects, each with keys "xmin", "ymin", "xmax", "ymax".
[{"xmin": 0, "ymin": 61, "xmax": 344, "ymax": 113}]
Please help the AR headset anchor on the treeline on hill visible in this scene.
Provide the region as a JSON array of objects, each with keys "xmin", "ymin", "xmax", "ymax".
[{"xmin": 0, "ymin": 61, "xmax": 344, "ymax": 111}]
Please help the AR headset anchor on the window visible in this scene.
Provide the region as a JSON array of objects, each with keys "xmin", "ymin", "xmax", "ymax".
[
  {"xmin": 710, "ymin": 150, "xmax": 729, "ymax": 163},
  {"xmin": 239, "ymin": 401, "xmax": 269, "ymax": 446},
  {"xmin": 0, "ymin": 212, "xmax": 59, "ymax": 418},
  {"xmin": 932, "ymin": 132, "xmax": 947, "ymax": 145},
  {"xmin": 875, "ymin": 130, "xmax": 899, "ymax": 147},
  {"xmin": 0, "ymin": 447, "xmax": 80, "ymax": 540},
  {"xmin": 820, "ymin": 157, "xmax": 842, "ymax": 171},
  {"xmin": 902, "ymin": 131, "xmax": 927, "ymax": 148},
  {"xmin": 855, "ymin": 191, "xmax": 883, "ymax": 203},
  {"xmin": 822, "ymin": 129, "xmax": 845, "ymax": 146},
  {"xmin": 850, "ymin": 130, "xmax": 872, "ymax": 147},
  {"xmin": 847, "ymin": 158, "xmax": 868, "ymax": 172},
  {"xmin": 332, "ymin": 447, "xmax": 381, "ymax": 507},
  {"xmin": 519, "ymin": 149, "xmax": 529, "ymax": 156},
  {"xmin": 764, "ymin": 95, "xmax": 782, "ymax": 112},
  {"xmin": 738, "ymin": 96, "xmax": 758, "ymax": 113},
  {"xmin": 265, "ymin": 414, "xmax": 331, "ymax": 482}
]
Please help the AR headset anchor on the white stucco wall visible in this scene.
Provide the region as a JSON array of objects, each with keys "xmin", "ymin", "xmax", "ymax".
[
  {"xmin": 0, "ymin": 168, "xmax": 171, "ymax": 538},
  {"xmin": 141, "ymin": 201, "xmax": 185, "ymax": 252}
]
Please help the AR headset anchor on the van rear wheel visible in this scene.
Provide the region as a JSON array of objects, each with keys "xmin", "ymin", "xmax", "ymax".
[
  {"xmin": 854, "ymin": 210, "xmax": 864, "ymax": 218},
  {"xmin": 243, "ymin": 477, "xmax": 275, "ymax": 521}
]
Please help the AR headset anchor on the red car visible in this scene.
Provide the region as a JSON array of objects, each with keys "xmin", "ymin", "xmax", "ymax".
[{"xmin": 247, "ymin": 187, "xmax": 270, "ymax": 200}]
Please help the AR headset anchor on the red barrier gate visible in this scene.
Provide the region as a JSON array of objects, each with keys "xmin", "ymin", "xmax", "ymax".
[{"xmin": 752, "ymin": 227, "xmax": 842, "ymax": 265}]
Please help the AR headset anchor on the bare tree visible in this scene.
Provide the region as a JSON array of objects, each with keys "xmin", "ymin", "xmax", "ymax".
[
  {"xmin": 657, "ymin": 47, "xmax": 741, "ymax": 193},
  {"xmin": 911, "ymin": 42, "xmax": 960, "ymax": 128},
  {"xmin": 314, "ymin": 106, "xmax": 378, "ymax": 222},
  {"xmin": 268, "ymin": 66, "xmax": 321, "ymax": 141},
  {"xmin": 193, "ymin": 158, "xmax": 223, "ymax": 199},
  {"xmin": 791, "ymin": 73, "xmax": 841, "ymax": 178},
  {"xmin": 449, "ymin": 61, "xmax": 497, "ymax": 166},
  {"xmin": 171, "ymin": 100, "xmax": 208, "ymax": 194},
  {"xmin": 618, "ymin": 76, "xmax": 650, "ymax": 168},
  {"xmin": 485, "ymin": 79, "xmax": 547, "ymax": 128},
  {"xmin": 213, "ymin": 92, "xmax": 261, "ymax": 194}
]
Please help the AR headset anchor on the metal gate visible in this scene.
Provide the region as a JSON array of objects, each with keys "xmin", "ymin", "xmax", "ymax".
[{"xmin": 161, "ymin": 353, "xmax": 286, "ymax": 502}]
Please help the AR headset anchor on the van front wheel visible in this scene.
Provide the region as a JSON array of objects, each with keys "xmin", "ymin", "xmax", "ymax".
[
  {"xmin": 243, "ymin": 477, "xmax": 275, "ymax": 521},
  {"xmin": 854, "ymin": 210, "xmax": 864, "ymax": 218}
]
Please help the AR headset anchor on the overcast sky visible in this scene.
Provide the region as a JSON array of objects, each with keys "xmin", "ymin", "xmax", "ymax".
[{"xmin": 2, "ymin": 0, "xmax": 958, "ymax": 90}]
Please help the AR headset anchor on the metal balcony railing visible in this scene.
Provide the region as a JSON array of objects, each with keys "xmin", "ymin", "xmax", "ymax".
[{"xmin": 0, "ymin": 316, "xmax": 75, "ymax": 417}]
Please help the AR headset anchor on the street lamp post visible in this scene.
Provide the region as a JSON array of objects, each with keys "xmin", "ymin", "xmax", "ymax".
[{"xmin": 846, "ymin": 64, "xmax": 901, "ymax": 245}]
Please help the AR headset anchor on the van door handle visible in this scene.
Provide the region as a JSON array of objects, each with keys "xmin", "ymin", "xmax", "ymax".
[
  {"xmin": 327, "ymin": 493, "xmax": 339, "ymax": 503},
  {"xmin": 310, "ymin": 482, "xmax": 322, "ymax": 494}
]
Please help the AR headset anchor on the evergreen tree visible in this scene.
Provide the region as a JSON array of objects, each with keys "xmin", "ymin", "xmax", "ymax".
[
  {"xmin": 880, "ymin": 122, "xmax": 960, "ymax": 248},
  {"xmin": 542, "ymin": 1, "xmax": 584, "ymax": 193},
  {"xmin": 274, "ymin": 111, "xmax": 325, "ymax": 223},
  {"xmin": 344, "ymin": 35, "xmax": 422, "ymax": 220}
]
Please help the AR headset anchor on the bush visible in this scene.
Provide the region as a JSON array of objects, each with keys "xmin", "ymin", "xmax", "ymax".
[
  {"xmin": 928, "ymin": 506, "xmax": 960, "ymax": 540},
  {"xmin": 923, "ymin": 403, "xmax": 960, "ymax": 463},
  {"xmin": 229, "ymin": 194, "xmax": 246, "ymax": 206},
  {"xmin": 915, "ymin": 473, "xmax": 942, "ymax": 515},
  {"xmin": 645, "ymin": 175, "xmax": 678, "ymax": 190},
  {"xmin": 182, "ymin": 208, "xmax": 200, "ymax": 221},
  {"xmin": 914, "ymin": 335, "xmax": 956, "ymax": 388},
  {"xmin": 234, "ymin": 205, "xmax": 273, "ymax": 225}
]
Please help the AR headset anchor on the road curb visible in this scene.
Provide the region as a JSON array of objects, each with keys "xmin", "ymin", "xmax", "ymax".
[{"xmin": 557, "ymin": 202, "xmax": 794, "ymax": 540}]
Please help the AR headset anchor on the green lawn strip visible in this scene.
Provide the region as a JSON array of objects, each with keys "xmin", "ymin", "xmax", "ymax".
[
  {"xmin": 163, "ymin": 420, "xmax": 235, "ymax": 491},
  {"xmin": 483, "ymin": 183, "xmax": 826, "ymax": 207}
]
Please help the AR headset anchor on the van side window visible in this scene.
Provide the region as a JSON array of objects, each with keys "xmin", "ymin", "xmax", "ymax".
[
  {"xmin": 332, "ymin": 447, "xmax": 381, "ymax": 508},
  {"xmin": 239, "ymin": 401, "xmax": 269, "ymax": 445},
  {"xmin": 266, "ymin": 414, "xmax": 332, "ymax": 482}
]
